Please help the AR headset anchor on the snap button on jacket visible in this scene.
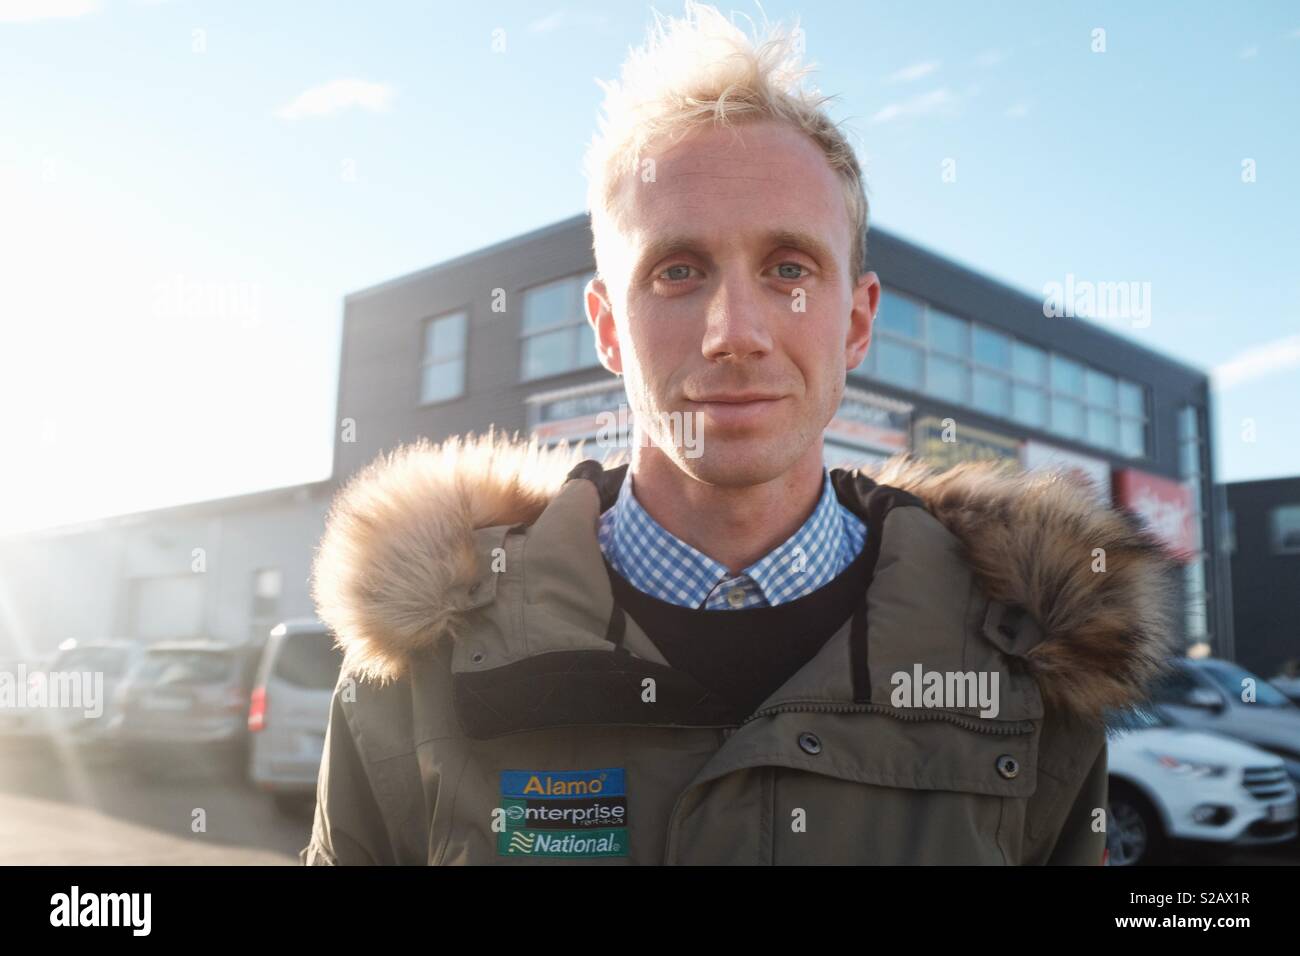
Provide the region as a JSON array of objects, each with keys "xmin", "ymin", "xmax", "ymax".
[{"xmin": 303, "ymin": 432, "xmax": 1178, "ymax": 865}]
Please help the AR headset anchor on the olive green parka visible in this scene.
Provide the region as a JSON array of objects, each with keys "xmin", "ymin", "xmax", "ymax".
[{"xmin": 302, "ymin": 431, "xmax": 1176, "ymax": 865}]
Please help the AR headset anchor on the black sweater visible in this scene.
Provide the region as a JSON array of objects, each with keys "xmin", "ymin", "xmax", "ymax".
[{"xmin": 602, "ymin": 540, "xmax": 873, "ymax": 716}]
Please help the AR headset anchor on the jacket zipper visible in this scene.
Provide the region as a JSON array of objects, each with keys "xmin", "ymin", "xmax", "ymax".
[{"xmin": 740, "ymin": 700, "xmax": 1037, "ymax": 736}]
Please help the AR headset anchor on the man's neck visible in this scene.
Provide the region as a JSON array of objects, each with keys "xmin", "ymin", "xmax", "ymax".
[{"xmin": 625, "ymin": 444, "xmax": 827, "ymax": 576}]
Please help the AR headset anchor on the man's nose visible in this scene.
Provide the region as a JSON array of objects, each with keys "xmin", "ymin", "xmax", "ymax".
[{"xmin": 701, "ymin": 272, "xmax": 774, "ymax": 361}]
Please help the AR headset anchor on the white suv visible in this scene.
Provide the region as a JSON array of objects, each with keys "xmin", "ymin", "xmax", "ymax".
[
  {"xmin": 248, "ymin": 619, "xmax": 343, "ymax": 813},
  {"xmin": 1106, "ymin": 707, "xmax": 1298, "ymax": 865}
]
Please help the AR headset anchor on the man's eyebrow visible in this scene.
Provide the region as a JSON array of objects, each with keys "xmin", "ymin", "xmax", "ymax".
[{"xmin": 632, "ymin": 229, "xmax": 838, "ymax": 276}]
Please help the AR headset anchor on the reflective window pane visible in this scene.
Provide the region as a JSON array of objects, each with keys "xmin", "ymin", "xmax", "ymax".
[
  {"xmin": 1118, "ymin": 417, "xmax": 1145, "ymax": 456},
  {"xmin": 522, "ymin": 278, "xmax": 574, "ymax": 334},
  {"xmin": 1085, "ymin": 369, "xmax": 1117, "ymax": 408},
  {"xmin": 420, "ymin": 358, "xmax": 463, "ymax": 404},
  {"xmin": 425, "ymin": 311, "xmax": 466, "ymax": 362},
  {"xmin": 1086, "ymin": 408, "xmax": 1117, "ymax": 448},
  {"xmin": 973, "ymin": 370, "xmax": 1011, "ymax": 417},
  {"xmin": 876, "ymin": 338, "xmax": 923, "ymax": 389},
  {"xmin": 1118, "ymin": 380, "xmax": 1144, "ymax": 417},
  {"xmin": 1050, "ymin": 396, "xmax": 1085, "ymax": 439},
  {"xmin": 973, "ymin": 326, "xmax": 1010, "ymax": 369},
  {"xmin": 927, "ymin": 354, "xmax": 968, "ymax": 402},
  {"xmin": 1012, "ymin": 383, "xmax": 1047, "ymax": 427},
  {"xmin": 521, "ymin": 327, "xmax": 573, "ymax": 380},
  {"xmin": 876, "ymin": 291, "xmax": 923, "ymax": 340},
  {"xmin": 1012, "ymin": 341, "xmax": 1047, "ymax": 384},
  {"xmin": 1050, "ymin": 354, "xmax": 1085, "ymax": 396},
  {"xmin": 929, "ymin": 311, "xmax": 968, "ymax": 356}
]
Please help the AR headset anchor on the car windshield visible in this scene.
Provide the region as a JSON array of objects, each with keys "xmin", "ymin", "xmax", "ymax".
[
  {"xmin": 273, "ymin": 632, "xmax": 343, "ymax": 690},
  {"xmin": 1200, "ymin": 662, "xmax": 1295, "ymax": 709},
  {"xmin": 134, "ymin": 651, "xmax": 233, "ymax": 686}
]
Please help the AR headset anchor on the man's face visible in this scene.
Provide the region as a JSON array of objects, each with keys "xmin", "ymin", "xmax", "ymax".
[{"xmin": 586, "ymin": 118, "xmax": 879, "ymax": 487}]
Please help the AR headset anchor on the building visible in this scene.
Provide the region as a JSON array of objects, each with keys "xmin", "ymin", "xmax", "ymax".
[
  {"xmin": 0, "ymin": 214, "xmax": 1228, "ymax": 662},
  {"xmin": 0, "ymin": 482, "xmax": 332, "ymax": 660},
  {"xmin": 334, "ymin": 212, "xmax": 1228, "ymax": 657},
  {"xmin": 1225, "ymin": 476, "xmax": 1300, "ymax": 677}
]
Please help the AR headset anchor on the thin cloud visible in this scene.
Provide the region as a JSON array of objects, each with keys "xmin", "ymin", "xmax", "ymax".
[
  {"xmin": 870, "ymin": 88, "xmax": 956, "ymax": 124},
  {"xmin": 1005, "ymin": 102, "xmax": 1030, "ymax": 118},
  {"xmin": 884, "ymin": 60, "xmax": 940, "ymax": 84},
  {"xmin": 1213, "ymin": 333, "xmax": 1300, "ymax": 389},
  {"xmin": 530, "ymin": 10, "xmax": 565, "ymax": 32},
  {"xmin": 276, "ymin": 79, "xmax": 396, "ymax": 120},
  {"xmin": 0, "ymin": 0, "xmax": 99, "ymax": 21},
  {"xmin": 974, "ymin": 49, "xmax": 1005, "ymax": 68},
  {"xmin": 1240, "ymin": 45, "xmax": 1259, "ymax": 59}
]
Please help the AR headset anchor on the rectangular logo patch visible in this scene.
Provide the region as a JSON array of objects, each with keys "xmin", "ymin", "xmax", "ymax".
[{"xmin": 498, "ymin": 768, "xmax": 629, "ymax": 858}]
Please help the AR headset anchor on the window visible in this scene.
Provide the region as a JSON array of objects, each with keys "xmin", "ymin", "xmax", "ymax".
[
  {"xmin": 1271, "ymin": 504, "xmax": 1300, "ymax": 555},
  {"xmin": 973, "ymin": 370, "xmax": 1011, "ymax": 416},
  {"xmin": 973, "ymin": 327, "xmax": 1010, "ymax": 370},
  {"xmin": 927, "ymin": 354, "xmax": 968, "ymax": 402},
  {"xmin": 875, "ymin": 338, "xmax": 923, "ymax": 389},
  {"xmin": 928, "ymin": 311, "xmax": 968, "ymax": 356},
  {"xmin": 876, "ymin": 291, "xmax": 923, "ymax": 340},
  {"xmin": 252, "ymin": 567, "xmax": 281, "ymax": 620},
  {"xmin": 1085, "ymin": 369, "xmax": 1117, "ymax": 408},
  {"xmin": 1011, "ymin": 383, "xmax": 1048, "ymax": 427},
  {"xmin": 521, "ymin": 271, "xmax": 599, "ymax": 381},
  {"xmin": 1011, "ymin": 341, "xmax": 1047, "ymax": 384},
  {"xmin": 1050, "ymin": 396, "xmax": 1085, "ymax": 440},
  {"xmin": 856, "ymin": 290, "xmax": 1146, "ymax": 457},
  {"xmin": 421, "ymin": 310, "xmax": 468, "ymax": 403},
  {"xmin": 1178, "ymin": 403, "xmax": 1212, "ymax": 645},
  {"xmin": 1050, "ymin": 354, "xmax": 1085, "ymax": 397}
]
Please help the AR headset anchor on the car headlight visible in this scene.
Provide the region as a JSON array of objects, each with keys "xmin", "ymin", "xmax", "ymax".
[{"xmin": 1144, "ymin": 751, "xmax": 1229, "ymax": 778}]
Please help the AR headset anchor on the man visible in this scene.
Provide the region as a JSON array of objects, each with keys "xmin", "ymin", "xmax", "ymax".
[{"xmin": 303, "ymin": 1, "xmax": 1176, "ymax": 865}]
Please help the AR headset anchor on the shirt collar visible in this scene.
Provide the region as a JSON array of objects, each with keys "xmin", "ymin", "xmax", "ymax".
[{"xmin": 597, "ymin": 465, "xmax": 863, "ymax": 608}]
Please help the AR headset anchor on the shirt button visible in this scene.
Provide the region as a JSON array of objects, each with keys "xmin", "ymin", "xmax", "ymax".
[{"xmin": 726, "ymin": 588, "xmax": 745, "ymax": 608}]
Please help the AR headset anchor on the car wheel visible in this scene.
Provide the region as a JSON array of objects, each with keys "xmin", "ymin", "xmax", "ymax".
[{"xmin": 1107, "ymin": 782, "xmax": 1166, "ymax": 866}]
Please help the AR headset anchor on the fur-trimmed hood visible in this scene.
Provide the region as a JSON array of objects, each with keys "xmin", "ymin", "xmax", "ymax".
[{"xmin": 311, "ymin": 427, "xmax": 1180, "ymax": 721}]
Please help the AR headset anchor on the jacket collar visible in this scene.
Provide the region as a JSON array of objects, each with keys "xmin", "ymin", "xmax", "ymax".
[{"xmin": 311, "ymin": 427, "xmax": 1179, "ymax": 725}]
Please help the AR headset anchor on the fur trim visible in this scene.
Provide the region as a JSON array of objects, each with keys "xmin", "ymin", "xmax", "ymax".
[
  {"xmin": 312, "ymin": 431, "xmax": 1179, "ymax": 717},
  {"xmin": 870, "ymin": 455, "xmax": 1179, "ymax": 721}
]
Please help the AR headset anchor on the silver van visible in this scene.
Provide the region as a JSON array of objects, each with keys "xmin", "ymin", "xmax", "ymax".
[{"xmin": 248, "ymin": 619, "xmax": 343, "ymax": 812}]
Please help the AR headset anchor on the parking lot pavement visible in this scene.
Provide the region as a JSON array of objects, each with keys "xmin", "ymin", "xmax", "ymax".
[{"xmin": 0, "ymin": 737, "xmax": 312, "ymax": 865}]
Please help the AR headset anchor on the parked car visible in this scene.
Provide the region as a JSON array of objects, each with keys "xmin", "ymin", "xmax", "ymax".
[
  {"xmin": 1269, "ymin": 674, "xmax": 1300, "ymax": 708},
  {"xmin": 248, "ymin": 619, "xmax": 343, "ymax": 813},
  {"xmin": 1147, "ymin": 657, "xmax": 1300, "ymax": 785},
  {"xmin": 38, "ymin": 639, "xmax": 142, "ymax": 746},
  {"xmin": 1105, "ymin": 706, "xmax": 1298, "ymax": 865},
  {"xmin": 117, "ymin": 641, "xmax": 262, "ymax": 777}
]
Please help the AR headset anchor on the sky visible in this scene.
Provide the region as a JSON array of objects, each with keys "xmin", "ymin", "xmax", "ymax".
[{"xmin": 1, "ymin": 0, "xmax": 1297, "ymax": 535}]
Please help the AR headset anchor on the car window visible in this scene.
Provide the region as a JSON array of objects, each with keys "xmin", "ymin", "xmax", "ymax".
[
  {"xmin": 1199, "ymin": 662, "xmax": 1295, "ymax": 709},
  {"xmin": 272, "ymin": 633, "xmax": 344, "ymax": 690},
  {"xmin": 134, "ymin": 651, "xmax": 234, "ymax": 686}
]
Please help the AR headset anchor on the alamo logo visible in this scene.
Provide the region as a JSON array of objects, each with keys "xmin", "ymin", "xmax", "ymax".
[{"xmin": 498, "ymin": 768, "xmax": 629, "ymax": 858}]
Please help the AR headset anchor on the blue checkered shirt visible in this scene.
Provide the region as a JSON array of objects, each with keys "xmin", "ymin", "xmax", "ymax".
[{"xmin": 597, "ymin": 467, "xmax": 868, "ymax": 610}]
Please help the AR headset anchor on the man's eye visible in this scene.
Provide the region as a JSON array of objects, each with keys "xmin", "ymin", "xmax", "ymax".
[
  {"xmin": 659, "ymin": 264, "xmax": 696, "ymax": 282},
  {"xmin": 774, "ymin": 263, "xmax": 808, "ymax": 280}
]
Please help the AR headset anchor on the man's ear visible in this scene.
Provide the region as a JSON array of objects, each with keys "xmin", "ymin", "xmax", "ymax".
[
  {"xmin": 585, "ymin": 276, "xmax": 623, "ymax": 376},
  {"xmin": 846, "ymin": 270, "xmax": 879, "ymax": 371}
]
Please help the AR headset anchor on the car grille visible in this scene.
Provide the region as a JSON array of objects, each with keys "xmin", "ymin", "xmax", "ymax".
[{"xmin": 1243, "ymin": 765, "xmax": 1291, "ymax": 800}]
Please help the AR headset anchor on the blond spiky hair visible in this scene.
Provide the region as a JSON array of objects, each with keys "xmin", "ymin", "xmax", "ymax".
[{"xmin": 582, "ymin": 0, "xmax": 869, "ymax": 279}]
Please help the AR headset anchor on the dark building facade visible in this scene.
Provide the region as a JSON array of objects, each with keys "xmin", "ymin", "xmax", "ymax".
[
  {"xmin": 334, "ymin": 213, "xmax": 1228, "ymax": 657},
  {"xmin": 1225, "ymin": 477, "xmax": 1300, "ymax": 677}
]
